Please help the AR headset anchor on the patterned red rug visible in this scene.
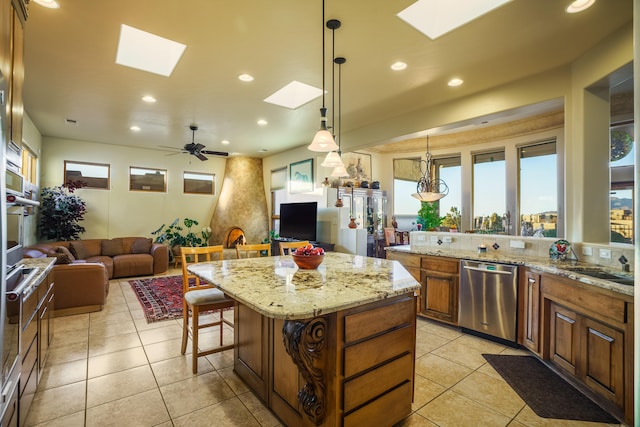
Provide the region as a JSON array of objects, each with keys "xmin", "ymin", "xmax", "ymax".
[{"xmin": 129, "ymin": 275, "xmax": 190, "ymax": 323}]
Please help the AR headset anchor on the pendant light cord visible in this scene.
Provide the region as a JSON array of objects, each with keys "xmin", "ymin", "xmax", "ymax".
[{"xmin": 321, "ymin": 0, "xmax": 326, "ymax": 109}]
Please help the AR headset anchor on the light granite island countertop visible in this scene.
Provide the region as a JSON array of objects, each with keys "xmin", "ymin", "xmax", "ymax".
[
  {"xmin": 188, "ymin": 251, "xmax": 421, "ymax": 427},
  {"xmin": 187, "ymin": 251, "xmax": 421, "ymax": 320}
]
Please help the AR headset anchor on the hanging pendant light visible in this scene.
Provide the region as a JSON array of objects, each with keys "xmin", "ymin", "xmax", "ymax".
[
  {"xmin": 411, "ymin": 136, "xmax": 449, "ymax": 202},
  {"xmin": 308, "ymin": 1, "xmax": 339, "ymax": 152}
]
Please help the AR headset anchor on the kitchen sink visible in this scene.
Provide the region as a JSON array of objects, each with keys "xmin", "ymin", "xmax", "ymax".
[{"xmin": 564, "ymin": 266, "xmax": 634, "ymax": 286}]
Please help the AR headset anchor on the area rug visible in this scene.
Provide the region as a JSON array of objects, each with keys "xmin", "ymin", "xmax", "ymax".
[
  {"xmin": 129, "ymin": 275, "xmax": 190, "ymax": 323},
  {"xmin": 483, "ymin": 354, "xmax": 618, "ymax": 423}
]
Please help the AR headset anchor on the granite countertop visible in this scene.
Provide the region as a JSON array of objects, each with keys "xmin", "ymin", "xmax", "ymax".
[
  {"xmin": 187, "ymin": 252, "xmax": 421, "ymax": 320},
  {"xmin": 387, "ymin": 245, "xmax": 634, "ymax": 297},
  {"xmin": 18, "ymin": 257, "xmax": 56, "ymax": 291}
]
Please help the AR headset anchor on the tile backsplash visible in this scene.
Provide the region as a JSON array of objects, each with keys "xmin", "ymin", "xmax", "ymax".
[{"xmin": 409, "ymin": 231, "xmax": 635, "ymax": 272}]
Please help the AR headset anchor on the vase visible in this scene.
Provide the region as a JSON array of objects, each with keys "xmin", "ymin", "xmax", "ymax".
[
  {"xmin": 335, "ymin": 198, "xmax": 343, "ymax": 207},
  {"xmin": 348, "ymin": 218, "xmax": 357, "ymax": 229}
]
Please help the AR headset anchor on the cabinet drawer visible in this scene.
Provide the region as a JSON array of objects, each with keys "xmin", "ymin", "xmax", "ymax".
[
  {"xmin": 344, "ymin": 296, "xmax": 413, "ymax": 344},
  {"xmin": 20, "ymin": 316, "xmax": 36, "ymax": 357},
  {"xmin": 421, "ymin": 256, "xmax": 458, "ymax": 273},
  {"xmin": 21, "ymin": 292, "xmax": 37, "ymax": 326},
  {"xmin": 344, "ymin": 326, "xmax": 413, "ymax": 378},
  {"xmin": 343, "ymin": 381, "xmax": 412, "ymax": 427},
  {"xmin": 344, "ymin": 353, "xmax": 413, "ymax": 412},
  {"xmin": 20, "ymin": 338, "xmax": 36, "ymax": 395}
]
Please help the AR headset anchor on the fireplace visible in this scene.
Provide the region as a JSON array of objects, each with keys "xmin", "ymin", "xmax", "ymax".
[
  {"xmin": 209, "ymin": 157, "xmax": 269, "ymax": 245},
  {"xmin": 224, "ymin": 227, "xmax": 246, "ymax": 248}
]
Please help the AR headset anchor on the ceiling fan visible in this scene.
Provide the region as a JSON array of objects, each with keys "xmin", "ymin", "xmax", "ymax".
[{"xmin": 160, "ymin": 124, "xmax": 229, "ymax": 161}]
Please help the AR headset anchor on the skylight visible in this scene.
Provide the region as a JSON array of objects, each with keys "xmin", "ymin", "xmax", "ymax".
[
  {"xmin": 397, "ymin": 0, "xmax": 512, "ymax": 40},
  {"xmin": 115, "ymin": 24, "xmax": 186, "ymax": 77},
  {"xmin": 263, "ymin": 81, "xmax": 323, "ymax": 109}
]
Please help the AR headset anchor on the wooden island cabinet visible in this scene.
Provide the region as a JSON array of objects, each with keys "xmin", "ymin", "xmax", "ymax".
[{"xmin": 189, "ymin": 253, "xmax": 420, "ymax": 427}]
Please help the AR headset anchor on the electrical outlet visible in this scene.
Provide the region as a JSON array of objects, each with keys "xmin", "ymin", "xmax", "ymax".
[
  {"xmin": 599, "ymin": 249, "xmax": 611, "ymax": 259},
  {"xmin": 509, "ymin": 240, "xmax": 525, "ymax": 249},
  {"xmin": 443, "ymin": 236, "xmax": 452, "ymax": 243},
  {"xmin": 414, "ymin": 234, "xmax": 426, "ymax": 242},
  {"xmin": 582, "ymin": 246, "xmax": 593, "ymax": 256},
  {"xmin": 430, "ymin": 236, "xmax": 439, "ymax": 243}
]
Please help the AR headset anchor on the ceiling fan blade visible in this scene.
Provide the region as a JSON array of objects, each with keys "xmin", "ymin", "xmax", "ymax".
[
  {"xmin": 195, "ymin": 153, "xmax": 208, "ymax": 161},
  {"xmin": 165, "ymin": 151, "xmax": 183, "ymax": 157},
  {"xmin": 184, "ymin": 143, "xmax": 196, "ymax": 152},
  {"xmin": 194, "ymin": 143, "xmax": 206, "ymax": 151},
  {"xmin": 201, "ymin": 150, "xmax": 229, "ymax": 157},
  {"xmin": 158, "ymin": 145, "xmax": 184, "ymax": 151}
]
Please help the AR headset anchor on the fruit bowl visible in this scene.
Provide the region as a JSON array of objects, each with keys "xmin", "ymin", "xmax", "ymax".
[{"xmin": 291, "ymin": 253, "xmax": 325, "ymax": 269}]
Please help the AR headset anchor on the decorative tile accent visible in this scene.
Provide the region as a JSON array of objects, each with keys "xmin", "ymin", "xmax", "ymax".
[{"xmin": 492, "ymin": 243, "xmax": 500, "ymax": 250}]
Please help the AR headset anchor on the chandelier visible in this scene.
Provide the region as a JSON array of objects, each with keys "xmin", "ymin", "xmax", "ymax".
[{"xmin": 411, "ymin": 136, "xmax": 449, "ymax": 202}]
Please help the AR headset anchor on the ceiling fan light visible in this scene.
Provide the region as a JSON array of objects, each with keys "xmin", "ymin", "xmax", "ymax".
[
  {"xmin": 331, "ymin": 164, "xmax": 348, "ymax": 177},
  {"xmin": 321, "ymin": 151, "xmax": 344, "ymax": 167}
]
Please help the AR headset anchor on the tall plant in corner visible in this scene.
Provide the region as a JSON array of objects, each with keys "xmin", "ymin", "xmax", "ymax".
[{"xmin": 39, "ymin": 180, "xmax": 87, "ymax": 241}]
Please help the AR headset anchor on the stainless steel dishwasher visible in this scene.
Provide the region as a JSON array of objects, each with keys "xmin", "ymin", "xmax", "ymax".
[{"xmin": 459, "ymin": 260, "xmax": 518, "ymax": 343}]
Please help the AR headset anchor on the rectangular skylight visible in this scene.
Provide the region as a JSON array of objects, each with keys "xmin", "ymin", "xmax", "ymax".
[
  {"xmin": 115, "ymin": 24, "xmax": 186, "ymax": 77},
  {"xmin": 264, "ymin": 81, "xmax": 323, "ymax": 109},
  {"xmin": 397, "ymin": 0, "xmax": 512, "ymax": 40}
]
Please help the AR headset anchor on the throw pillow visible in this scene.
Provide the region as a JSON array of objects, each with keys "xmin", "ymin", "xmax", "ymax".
[
  {"xmin": 69, "ymin": 241, "xmax": 90, "ymax": 260},
  {"xmin": 54, "ymin": 246, "xmax": 75, "ymax": 264},
  {"xmin": 101, "ymin": 238, "xmax": 124, "ymax": 257},
  {"xmin": 131, "ymin": 238, "xmax": 152, "ymax": 254}
]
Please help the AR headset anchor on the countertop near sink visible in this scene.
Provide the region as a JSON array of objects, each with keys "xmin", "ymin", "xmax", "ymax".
[{"xmin": 386, "ymin": 245, "xmax": 634, "ymax": 297}]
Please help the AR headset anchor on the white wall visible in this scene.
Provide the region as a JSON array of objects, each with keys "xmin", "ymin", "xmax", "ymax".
[
  {"xmin": 39, "ymin": 137, "xmax": 226, "ymax": 240},
  {"xmin": 21, "ymin": 113, "xmax": 42, "ymax": 246}
]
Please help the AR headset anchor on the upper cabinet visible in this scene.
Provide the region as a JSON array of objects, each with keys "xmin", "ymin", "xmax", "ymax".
[{"xmin": 1, "ymin": 0, "xmax": 25, "ymax": 151}]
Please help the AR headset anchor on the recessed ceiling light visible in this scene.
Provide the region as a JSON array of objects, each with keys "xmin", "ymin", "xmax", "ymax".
[
  {"xmin": 391, "ymin": 62, "xmax": 407, "ymax": 71},
  {"xmin": 566, "ymin": 0, "xmax": 595, "ymax": 13},
  {"xmin": 238, "ymin": 74, "xmax": 254, "ymax": 82},
  {"xmin": 448, "ymin": 78, "xmax": 464, "ymax": 87},
  {"xmin": 221, "ymin": 140, "xmax": 230, "ymax": 145},
  {"xmin": 64, "ymin": 118, "xmax": 78, "ymax": 126},
  {"xmin": 257, "ymin": 119, "xmax": 268, "ymax": 126},
  {"xmin": 397, "ymin": 0, "xmax": 512, "ymax": 40},
  {"xmin": 142, "ymin": 95, "xmax": 156, "ymax": 103},
  {"xmin": 115, "ymin": 24, "xmax": 186, "ymax": 77},
  {"xmin": 263, "ymin": 80, "xmax": 323, "ymax": 109},
  {"xmin": 33, "ymin": 0, "xmax": 59, "ymax": 8},
  {"xmin": 130, "ymin": 126, "xmax": 141, "ymax": 132}
]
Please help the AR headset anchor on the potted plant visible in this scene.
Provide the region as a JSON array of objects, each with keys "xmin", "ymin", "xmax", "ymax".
[
  {"xmin": 416, "ymin": 201, "xmax": 444, "ymax": 231},
  {"xmin": 151, "ymin": 218, "xmax": 211, "ymax": 261},
  {"xmin": 38, "ymin": 180, "xmax": 87, "ymax": 241}
]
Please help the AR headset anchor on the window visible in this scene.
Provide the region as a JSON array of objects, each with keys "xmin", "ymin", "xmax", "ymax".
[
  {"xmin": 183, "ymin": 171, "xmax": 215, "ymax": 195},
  {"xmin": 270, "ymin": 168, "xmax": 287, "ymax": 234},
  {"xmin": 519, "ymin": 141, "xmax": 557, "ymax": 237},
  {"xmin": 129, "ymin": 166, "xmax": 166, "ymax": 192},
  {"xmin": 393, "ymin": 158, "xmax": 421, "ymax": 216},
  {"xmin": 64, "ymin": 161, "xmax": 110, "ymax": 189},
  {"xmin": 609, "ymin": 123, "xmax": 634, "ymax": 243},
  {"xmin": 434, "ymin": 156, "xmax": 461, "ymax": 229},
  {"xmin": 21, "ymin": 146, "xmax": 37, "ymax": 185},
  {"xmin": 473, "ymin": 151, "xmax": 506, "ymax": 233}
]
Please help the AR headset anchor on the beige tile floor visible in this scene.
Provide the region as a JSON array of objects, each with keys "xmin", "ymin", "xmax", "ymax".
[{"xmin": 25, "ymin": 270, "xmax": 623, "ymax": 427}]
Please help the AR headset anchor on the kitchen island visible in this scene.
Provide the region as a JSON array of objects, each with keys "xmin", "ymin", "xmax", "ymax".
[{"xmin": 188, "ymin": 252, "xmax": 421, "ymax": 427}]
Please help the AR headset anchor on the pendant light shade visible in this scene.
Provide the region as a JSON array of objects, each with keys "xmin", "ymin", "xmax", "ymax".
[
  {"xmin": 321, "ymin": 151, "xmax": 344, "ymax": 167},
  {"xmin": 331, "ymin": 164, "xmax": 348, "ymax": 177},
  {"xmin": 410, "ymin": 137, "xmax": 448, "ymax": 202},
  {"xmin": 309, "ymin": 107, "xmax": 339, "ymax": 151}
]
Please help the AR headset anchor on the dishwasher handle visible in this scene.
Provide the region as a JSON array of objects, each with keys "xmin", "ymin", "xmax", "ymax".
[{"xmin": 462, "ymin": 265, "xmax": 514, "ymax": 275}]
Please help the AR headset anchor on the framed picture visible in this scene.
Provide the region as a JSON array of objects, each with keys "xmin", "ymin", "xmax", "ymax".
[
  {"xmin": 341, "ymin": 152, "xmax": 372, "ymax": 181},
  {"xmin": 289, "ymin": 158, "xmax": 314, "ymax": 193}
]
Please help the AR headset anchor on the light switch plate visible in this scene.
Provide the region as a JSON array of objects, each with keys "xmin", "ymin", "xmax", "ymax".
[
  {"xmin": 414, "ymin": 234, "xmax": 426, "ymax": 242},
  {"xmin": 582, "ymin": 246, "xmax": 593, "ymax": 256},
  {"xmin": 443, "ymin": 236, "xmax": 452, "ymax": 243},
  {"xmin": 430, "ymin": 236, "xmax": 439, "ymax": 243},
  {"xmin": 599, "ymin": 249, "xmax": 612, "ymax": 259}
]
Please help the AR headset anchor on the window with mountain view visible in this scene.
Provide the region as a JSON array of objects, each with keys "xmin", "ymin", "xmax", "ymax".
[
  {"xmin": 610, "ymin": 123, "xmax": 634, "ymax": 244},
  {"xmin": 519, "ymin": 141, "xmax": 557, "ymax": 237},
  {"xmin": 473, "ymin": 151, "xmax": 506, "ymax": 233}
]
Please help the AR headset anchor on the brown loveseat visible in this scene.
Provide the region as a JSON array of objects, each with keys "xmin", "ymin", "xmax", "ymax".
[{"xmin": 24, "ymin": 237, "xmax": 169, "ymax": 316}]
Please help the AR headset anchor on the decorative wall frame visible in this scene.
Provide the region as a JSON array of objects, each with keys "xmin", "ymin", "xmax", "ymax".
[
  {"xmin": 289, "ymin": 158, "xmax": 314, "ymax": 193},
  {"xmin": 341, "ymin": 152, "xmax": 372, "ymax": 182}
]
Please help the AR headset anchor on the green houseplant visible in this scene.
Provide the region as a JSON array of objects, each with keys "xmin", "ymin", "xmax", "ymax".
[
  {"xmin": 151, "ymin": 218, "xmax": 211, "ymax": 260},
  {"xmin": 416, "ymin": 201, "xmax": 444, "ymax": 231},
  {"xmin": 38, "ymin": 180, "xmax": 87, "ymax": 241}
]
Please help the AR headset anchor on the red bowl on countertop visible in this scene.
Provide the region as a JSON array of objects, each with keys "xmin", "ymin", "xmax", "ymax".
[{"xmin": 291, "ymin": 254, "xmax": 325, "ymax": 269}]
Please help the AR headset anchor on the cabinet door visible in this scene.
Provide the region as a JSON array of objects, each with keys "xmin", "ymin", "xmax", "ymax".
[
  {"xmin": 522, "ymin": 271, "xmax": 540, "ymax": 353},
  {"xmin": 549, "ymin": 303, "xmax": 579, "ymax": 375},
  {"xmin": 10, "ymin": 8, "xmax": 23, "ymax": 146},
  {"xmin": 421, "ymin": 270, "xmax": 458, "ymax": 324},
  {"xmin": 582, "ymin": 317, "xmax": 624, "ymax": 407}
]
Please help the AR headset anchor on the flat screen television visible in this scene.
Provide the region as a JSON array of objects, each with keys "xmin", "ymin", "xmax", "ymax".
[{"xmin": 279, "ymin": 202, "xmax": 317, "ymax": 242}]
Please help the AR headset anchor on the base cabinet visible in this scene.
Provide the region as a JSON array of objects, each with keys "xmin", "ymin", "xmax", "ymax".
[
  {"xmin": 521, "ymin": 270, "xmax": 541, "ymax": 354},
  {"xmin": 234, "ymin": 294, "xmax": 416, "ymax": 426}
]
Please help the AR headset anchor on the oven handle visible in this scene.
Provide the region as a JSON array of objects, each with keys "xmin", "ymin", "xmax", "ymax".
[
  {"xmin": 462, "ymin": 265, "xmax": 514, "ymax": 275},
  {"xmin": 6, "ymin": 268, "xmax": 39, "ymax": 301}
]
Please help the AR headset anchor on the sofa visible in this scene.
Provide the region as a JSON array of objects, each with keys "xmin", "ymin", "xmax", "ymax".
[{"xmin": 24, "ymin": 237, "xmax": 169, "ymax": 316}]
